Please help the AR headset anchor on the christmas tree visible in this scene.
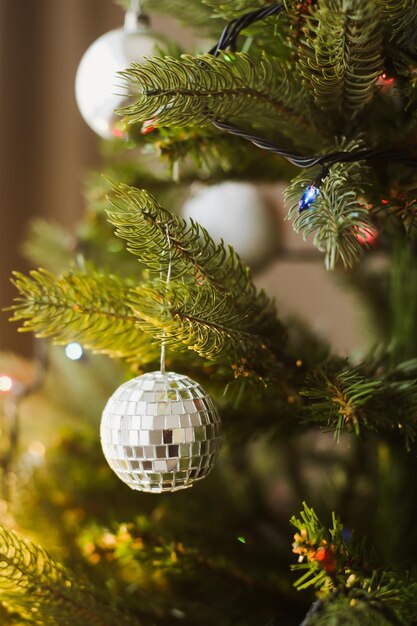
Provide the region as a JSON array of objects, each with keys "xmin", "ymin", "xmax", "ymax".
[{"xmin": 2, "ymin": 0, "xmax": 417, "ymax": 624}]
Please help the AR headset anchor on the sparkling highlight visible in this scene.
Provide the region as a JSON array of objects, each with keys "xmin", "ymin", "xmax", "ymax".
[
  {"xmin": 65, "ymin": 343, "xmax": 83, "ymax": 360},
  {"xmin": 0, "ymin": 375, "xmax": 13, "ymax": 392}
]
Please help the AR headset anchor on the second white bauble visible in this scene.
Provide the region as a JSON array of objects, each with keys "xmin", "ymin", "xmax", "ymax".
[
  {"xmin": 182, "ymin": 182, "xmax": 280, "ymax": 268},
  {"xmin": 75, "ymin": 12, "xmax": 156, "ymax": 139}
]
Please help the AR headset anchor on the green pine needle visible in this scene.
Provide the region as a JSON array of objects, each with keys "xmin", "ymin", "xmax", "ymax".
[
  {"xmin": 0, "ymin": 525, "xmax": 139, "ymax": 626},
  {"xmin": 298, "ymin": 0, "xmax": 384, "ymax": 119},
  {"xmin": 118, "ymin": 52, "xmax": 323, "ymax": 148},
  {"xmin": 378, "ymin": 0, "xmax": 417, "ymax": 54},
  {"xmin": 9, "ymin": 268, "xmax": 158, "ymax": 365},
  {"xmin": 300, "ymin": 359, "xmax": 417, "ymax": 446},
  {"xmin": 285, "ymin": 152, "xmax": 374, "ymax": 270},
  {"xmin": 291, "ymin": 503, "xmax": 417, "ymax": 625}
]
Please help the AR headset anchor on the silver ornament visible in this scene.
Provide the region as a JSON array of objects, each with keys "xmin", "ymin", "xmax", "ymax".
[
  {"xmin": 75, "ymin": 11, "xmax": 157, "ymax": 139},
  {"xmin": 182, "ymin": 182, "xmax": 280, "ymax": 269},
  {"xmin": 100, "ymin": 371, "xmax": 222, "ymax": 493}
]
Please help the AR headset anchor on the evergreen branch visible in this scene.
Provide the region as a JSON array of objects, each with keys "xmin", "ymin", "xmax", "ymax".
[
  {"xmin": 107, "ymin": 182, "xmax": 253, "ymax": 292},
  {"xmin": 378, "ymin": 0, "xmax": 417, "ymax": 54},
  {"xmin": 9, "ymin": 269, "xmax": 158, "ymax": 365},
  {"xmin": 291, "ymin": 503, "xmax": 417, "ymax": 625},
  {"xmin": 129, "ymin": 278, "xmax": 284, "ymax": 380},
  {"xmin": 106, "ymin": 183, "xmax": 284, "ymax": 342},
  {"xmin": 301, "ymin": 359, "xmax": 417, "ymax": 446},
  {"xmin": 9, "ymin": 263, "xmax": 284, "ymax": 379},
  {"xmin": 201, "ymin": 0, "xmax": 294, "ymax": 62},
  {"xmin": 285, "ymin": 149, "xmax": 374, "ymax": 269},
  {"xmin": 297, "ymin": 0, "xmax": 384, "ymax": 120},
  {"xmin": 0, "ymin": 525, "xmax": 139, "ymax": 626},
  {"xmin": 137, "ymin": 124, "xmax": 288, "ymax": 177},
  {"xmin": 300, "ymin": 367, "xmax": 383, "ymax": 439},
  {"xmin": 373, "ymin": 185, "xmax": 417, "ymax": 235},
  {"xmin": 119, "ymin": 53, "xmax": 319, "ymax": 144}
]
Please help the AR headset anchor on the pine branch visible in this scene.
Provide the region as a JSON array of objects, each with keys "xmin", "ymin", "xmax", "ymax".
[
  {"xmin": 297, "ymin": 0, "xmax": 384, "ymax": 121},
  {"xmin": 10, "ymin": 223, "xmax": 285, "ymax": 380},
  {"xmin": 301, "ymin": 359, "xmax": 417, "ymax": 447},
  {"xmin": 133, "ymin": 124, "xmax": 289, "ymax": 178},
  {"xmin": 300, "ymin": 366, "xmax": 383, "ymax": 438},
  {"xmin": 378, "ymin": 0, "xmax": 417, "ymax": 54},
  {"xmin": 106, "ymin": 183, "xmax": 284, "ymax": 340},
  {"xmin": 373, "ymin": 185, "xmax": 417, "ymax": 235},
  {"xmin": 107, "ymin": 183, "xmax": 251, "ymax": 291},
  {"xmin": 129, "ymin": 278, "xmax": 284, "ymax": 380},
  {"xmin": 291, "ymin": 503, "xmax": 417, "ymax": 625},
  {"xmin": 285, "ymin": 147, "xmax": 374, "ymax": 269},
  {"xmin": 9, "ymin": 268, "xmax": 158, "ymax": 365},
  {"xmin": 0, "ymin": 525, "xmax": 139, "ymax": 626},
  {"xmin": 119, "ymin": 52, "xmax": 322, "ymax": 147},
  {"xmin": 201, "ymin": 0, "xmax": 295, "ymax": 62}
]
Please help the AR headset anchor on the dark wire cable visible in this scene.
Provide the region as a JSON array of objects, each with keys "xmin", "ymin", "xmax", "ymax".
[
  {"xmin": 214, "ymin": 121, "xmax": 417, "ymax": 169},
  {"xmin": 208, "ymin": 4, "xmax": 285, "ymax": 56},
  {"xmin": 208, "ymin": 1, "xmax": 417, "ymax": 200}
]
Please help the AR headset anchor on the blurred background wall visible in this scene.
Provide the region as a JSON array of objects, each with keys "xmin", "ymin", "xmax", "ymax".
[
  {"xmin": 0, "ymin": 0, "xmax": 121, "ymax": 354},
  {"xmin": 0, "ymin": 0, "xmax": 366, "ymax": 358}
]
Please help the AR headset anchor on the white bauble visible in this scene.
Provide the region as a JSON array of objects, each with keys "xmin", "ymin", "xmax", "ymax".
[
  {"xmin": 75, "ymin": 12, "xmax": 156, "ymax": 139},
  {"xmin": 100, "ymin": 371, "xmax": 222, "ymax": 493},
  {"xmin": 182, "ymin": 182, "xmax": 280, "ymax": 268}
]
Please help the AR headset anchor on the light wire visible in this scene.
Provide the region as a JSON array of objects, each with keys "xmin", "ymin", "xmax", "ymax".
[{"xmin": 209, "ymin": 2, "xmax": 417, "ymax": 181}]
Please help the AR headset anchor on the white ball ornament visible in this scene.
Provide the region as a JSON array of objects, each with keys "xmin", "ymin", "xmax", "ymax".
[
  {"xmin": 75, "ymin": 11, "xmax": 157, "ymax": 139},
  {"xmin": 100, "ymin": 371, "xmax": 222, "ymax": 493},
  {"xmin": 182, "ymin": 182, "xmax": 280, "ymax": 268}
]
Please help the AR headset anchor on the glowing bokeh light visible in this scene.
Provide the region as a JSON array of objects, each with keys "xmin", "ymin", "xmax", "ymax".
[
  {"xmin": 355, "ymin": 226, "xmax": 378, "ymax": 246},
  {"xmin": 0, "ymin": 375, "xmax": 13, "ymax": 392},
  {"xmin": 65, "ymin": 343, "xmax": 83, "ymax": 360}
]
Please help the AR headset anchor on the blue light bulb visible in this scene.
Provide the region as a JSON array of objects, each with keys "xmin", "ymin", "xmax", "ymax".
[{"xmin": 299, "ymin": 185, "xmax": 319, "ymax": 212}]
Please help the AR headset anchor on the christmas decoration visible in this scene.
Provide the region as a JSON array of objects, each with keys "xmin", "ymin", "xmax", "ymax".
[
  {"xmin": 100, "ymin": 371, "xmax": 222, "ymax": 493},
  {"xmin": 140, "ymin": 118, "xmax": 158, "ymax": 135},
  {"xmin": 65, "ymin": 342, "xmax": 83, "ymax": 360},
  {"xmin": 0, "ymin": 375, "xmax": 13, "ymax": 393},
  {"xmin": 6, "ymin": 0, "xmax": 417, "ymax": 624},
  {"xmin": 299, "ymin": 185, "xmax": 319, "ymax": 212},
  {"xmin": 75, "ymin": 8, "xmax": 157, "ymax": 139},
  {"xmin": 182, "ymin": 182, "xmax": 279, "ymax": 268},
  {"xmin": 354, "ymin": 225, "xmax": 378, "ymax": 246}
]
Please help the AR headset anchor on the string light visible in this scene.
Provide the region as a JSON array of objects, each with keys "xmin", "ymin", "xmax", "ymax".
[
  {"xmin": 28, "ymin": 441, "xmax": 46, "ymax": 458},
  {"xmin": 65, "ymin": 343, "xmax": 83, "ymax": 360},
  {"xmin": 209, "ymin": 3, "xmax": 417, "ymax": 211},
  {"xmin": 354, "ymin": 226, "xmax": 378, "ymax": 246},
  {"xmin": 0, "ymin": 375, "xmax": 13, "ymax": 392},
  {"xmin": 299, "ymin": 185, "xmax": 320, "ymax": 212}
]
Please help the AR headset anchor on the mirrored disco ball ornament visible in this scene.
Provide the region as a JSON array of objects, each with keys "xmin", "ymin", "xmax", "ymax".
[
  {"xmin": 75, "ymin": 10, "xmax": 157, "ymax": 139},
  {"xmin": 100, "ymin": 371, "xmax": 222, "ymax": 493}
]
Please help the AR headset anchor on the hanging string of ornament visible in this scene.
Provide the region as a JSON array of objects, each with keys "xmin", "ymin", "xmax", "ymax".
[
  {"xmin": 100, "ymin": 224, "xmax": 222, "ymax": 494},
  {"xmin": 206, "ymin": 2, "xmax": 417, "ymax": 212}
]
